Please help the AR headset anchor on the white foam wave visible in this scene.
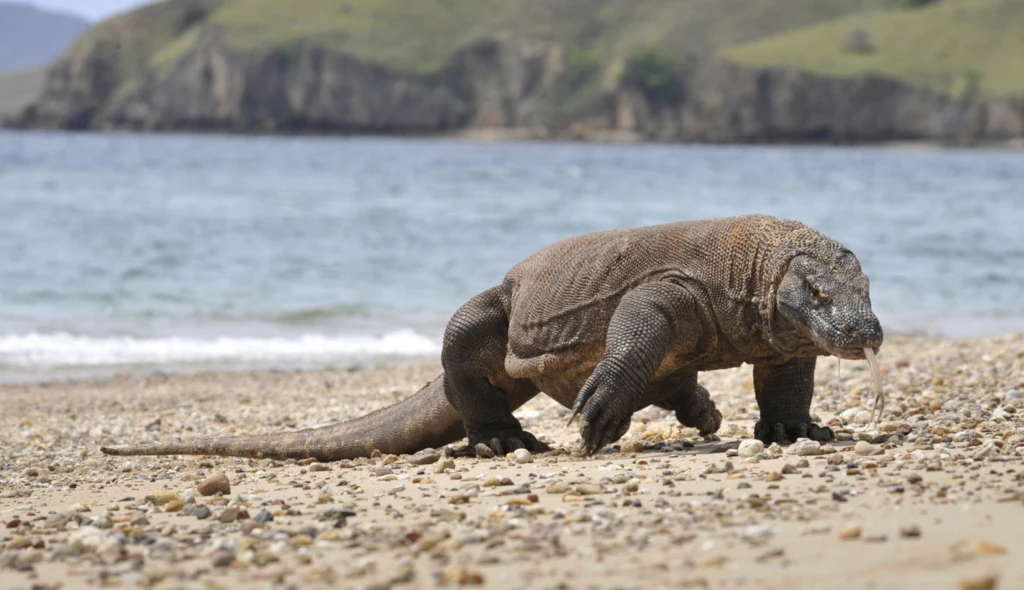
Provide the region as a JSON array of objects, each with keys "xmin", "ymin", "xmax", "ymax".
[{"xmin": 0, "ymin": 330, "xmax": 441, "ymax": 368}]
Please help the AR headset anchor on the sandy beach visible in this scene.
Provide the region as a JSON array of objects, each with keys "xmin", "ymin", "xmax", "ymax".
[{"xmin": 2, "ymin": 334, "xmax": 1023, "ymax": 590}]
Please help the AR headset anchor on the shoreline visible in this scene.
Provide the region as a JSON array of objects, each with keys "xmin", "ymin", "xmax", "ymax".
[
  {"xmin": 4, "ymin": 125, "xmax": 1024, "ymax": 151},
  {"xmin": 2, "ymin": 334, "xmax": 1023, "ymax": 588},
  {"xmin": 1, "ymin": 332, "xmax": 1019, "ymax": 388}
]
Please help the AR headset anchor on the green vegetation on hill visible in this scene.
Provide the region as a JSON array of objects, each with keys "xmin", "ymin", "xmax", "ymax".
[
  {"xmin": 722, "ymin": 0, "xmax": 1024, "ymax": 97},
  {"xmin": 16, "ymin": 0, "xmax": 1024, "ymax": 137},
  {"xmin": 149, "ymin": 0, "xmax": 891, "ymax": 75},
  {"xmin": 63, "ymin": 0, "xmax": 223, "ymax": 86}
]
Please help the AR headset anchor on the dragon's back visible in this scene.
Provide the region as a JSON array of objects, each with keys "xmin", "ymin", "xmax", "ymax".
[{"xmin": 501, "ymin": 214, "xmax": 813, "ymax": 375}]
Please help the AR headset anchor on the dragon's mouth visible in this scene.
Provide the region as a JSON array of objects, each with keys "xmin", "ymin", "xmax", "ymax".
[{"xmin": 829, "ymin": 343, "xmax": 880, "ymax": 360}]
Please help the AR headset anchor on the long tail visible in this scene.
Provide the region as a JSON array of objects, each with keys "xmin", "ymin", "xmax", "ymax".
[{"xmin": 100, "ymin": 374, "xmax": 466, "ymax": 461}]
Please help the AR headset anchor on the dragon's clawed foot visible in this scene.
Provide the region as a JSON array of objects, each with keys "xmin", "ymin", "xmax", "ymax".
[
  {"xmin": 674, "ymin": 388, "xmax": 723, "ymax": 437},
  {"xmin": 569, "ymin": 363, "xmax": 636, "ymax": 456},
  {"xmin": 754, "ymin": 420, "xmax": 834, "ymax": 445},
  {"xmin": 449, "ymin": 429, "xmax": 550, "ymax": 459}
]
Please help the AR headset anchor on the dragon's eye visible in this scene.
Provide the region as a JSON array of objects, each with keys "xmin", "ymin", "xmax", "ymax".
[{"xmin": 808, "ymin": 281, "xmax": 828, "ymax": 300}]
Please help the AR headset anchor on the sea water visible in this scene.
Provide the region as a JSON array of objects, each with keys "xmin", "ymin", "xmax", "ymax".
[{"xmin": 1, "ymin": 131, "xmax": 1021, "ymax": 381}]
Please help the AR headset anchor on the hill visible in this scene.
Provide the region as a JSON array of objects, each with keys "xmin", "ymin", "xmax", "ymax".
[
  {"xmin": 0, "ymin": 2, "xmax": 90, "ymax": 118},
  {"xmin": 0, "ymin": 68, "xmax": 47, "ymax": 118},
  {"xmin": 724, "ymin": 0, "xmax": 1024, "ymax": 99},
  {"xmin": 189, "ymin": 0, "xmax": 892, "ymax": 73},
  {"xmin": 0, "ymin": 2, "xmax": 90, "ymax": 72},
  {"xmin": 10, "ymin": 0, "xmax": 1024, "ymax": 143}
]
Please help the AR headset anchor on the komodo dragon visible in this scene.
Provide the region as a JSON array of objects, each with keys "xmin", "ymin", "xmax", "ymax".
[{"xmin": 102, "ymin": 214, "xmax": 883, "ymax": 460}]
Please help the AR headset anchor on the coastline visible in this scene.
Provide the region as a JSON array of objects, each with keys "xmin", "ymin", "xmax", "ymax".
[
  {"xmin": 5, "ymin": 124, "xmax": 1024, "ymax": 151},
  {"xmin": 2, "ymin": 333, "xmax": 1022, "ymax": 588},
  {"xmin": 447, "ymin": 126, "xmax": 1024, "ymax": 151}
]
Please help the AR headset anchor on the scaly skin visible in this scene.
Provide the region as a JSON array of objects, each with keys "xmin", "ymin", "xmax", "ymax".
[{"xmin": 101, "ymin": 214, "xmax": 883, "ymax": 461}]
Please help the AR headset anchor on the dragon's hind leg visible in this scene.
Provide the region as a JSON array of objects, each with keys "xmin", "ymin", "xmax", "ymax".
[
  {"xmin": 441, "ymin": 287, "xmax": 546, "ymax": 457},
  {"xmin": 652, "ymin": 372, "xmax": 722, "ymax": 437}
]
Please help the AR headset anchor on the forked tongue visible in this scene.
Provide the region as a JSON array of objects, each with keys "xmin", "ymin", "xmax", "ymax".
[{"xmin": 864, "ymin": 347, "xmax": 884, "ymax": 424}]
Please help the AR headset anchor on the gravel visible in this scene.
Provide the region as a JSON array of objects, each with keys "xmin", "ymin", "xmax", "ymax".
[{"xmin": 1, "ymin": 335, "xmax": 1022, "ymax": 588}]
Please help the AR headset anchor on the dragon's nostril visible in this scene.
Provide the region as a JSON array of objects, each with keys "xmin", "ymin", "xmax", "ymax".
[{"xmin": 843, "ymin": 324, "xmax": 855, "ymax": 334}]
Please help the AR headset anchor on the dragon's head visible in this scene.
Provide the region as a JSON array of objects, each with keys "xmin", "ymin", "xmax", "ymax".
[{"xmin": 775, "ymin": 251, "xmax": 883, "ymax": 360}]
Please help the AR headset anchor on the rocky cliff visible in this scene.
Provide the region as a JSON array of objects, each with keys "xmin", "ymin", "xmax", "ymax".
[
  {"xmin": 12, "ymin": 23, "xmax": 1024, "ymax": 144},
  {"xmin": 620, "ymin": 62, "xmax": 1024, "ymax": 144}
]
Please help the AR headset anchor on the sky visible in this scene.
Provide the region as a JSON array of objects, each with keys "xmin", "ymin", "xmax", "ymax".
[{"xmin": 29, "ymin": 0, "xmax": 146, "ymax": 21}]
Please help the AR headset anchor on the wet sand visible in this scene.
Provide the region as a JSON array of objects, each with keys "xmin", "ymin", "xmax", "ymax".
[{"xmin": 2, "ymin": 334, "xmax": 1023, "ymax": 589}]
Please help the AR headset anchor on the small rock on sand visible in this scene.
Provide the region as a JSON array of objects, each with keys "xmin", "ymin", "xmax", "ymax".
[
  {"xmin": 4, "ymin": 536, "xmax": 31, "ymax": 550},
  {"xmin": 899, "ymin": 524, "xmax": 921, "ymax": 538},
  {"xmin": 620, "ymin": 439, "xmax": 644, "ymax": 454},
  {"xmin": 838, "ymin": 524, "xmax": 862, "ymax": 540},
  {"xmin": 197, "ymin": 472, "xmax": 231, "ymax": 496},
  {"xmin": 408, "ymin": 448, "xmax": 441, "ymax": 465},
  {"xmin": 855, "ymin": 441, "xmax": 876, "ymax": 456},
  {"xmin": 212, "ymin": 550, "xmax": 235, "ymax": 568},
  {"xmin": 434, "ymin": 459, "xmax": 456, "ymax": 474},
  {"xmin": 444, "ymin": 566, "xmax": 485, "ymax": 585},
  {"xmin": 960, "ymin": 574, "xmax": 999, "ymax": 590},
  {"xmin": 737, "ymin": 439, "xmax": 764, "ymax": 458},
  {"xmin": 789, "ymin": 440, "xmax": 823, "ymax": 456}
]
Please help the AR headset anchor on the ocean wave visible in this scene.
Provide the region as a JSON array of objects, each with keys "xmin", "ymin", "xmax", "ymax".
[{"xmin": 0, "ymin": 330, "xmax": 441, "ymax": 368}]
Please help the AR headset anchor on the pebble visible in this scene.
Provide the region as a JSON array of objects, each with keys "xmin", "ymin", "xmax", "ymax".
[
  {"xmin": 197, "ymin": 472, "xmax": 231, "ymax": 496},
  {"xmin": 546, "ymin": 481, "xmax": 570, "ymax": 494},
  {"xmin": 443, "ymin": 566, "xmax": 485, "ymax": 585},
  {"xmin": 974, "ymin": 541, "xmax": 1006, "ymax": 555},
  {"xmin": 15, "ymin": 549, "xmax": 43, "ymax": 568},
  {"xmin": 309, "ymin": 463, "xmax": 330, "ymax": 472},
  {"xmin": 434, "ymin": 459, "xmax": 456, "ymax": 474},
  {"xmin": 960, "ymin": 575, "xmax": 999, "ymax": 590},
  {"xmin": 789, "ymin": 440, "xmax": 823, "ymax": 456},
  {"xmin": 5, "ymin": 536, "xmax": 32, "ymax": 550},
  {"xmin": 620, "ymin": 439, "xmax": 645, "ymax": 454},
  {"xmin": 513, "ymin": 448, "xmax": 534, "ymax": 464},
  {"xmin": 253, "ymin": 509, "xmax": 274, "ymax": 523},
  {"xmin": 737, "ymin": 439, "xmax": 764, "ymax": 458},
  {"xmin": 574, "ymin": 483, "xmax": 603, "ymax": 495},
  {"xmin": 219, "ymin": 507, "xmax": 241, "ymax": 523},
  {"xmin": 899, "ymin": 524, "xmax": 921, "ymax": 538},
  {"xmin": 762, "ymin": 443, "xmax": 784, "ymax": 459},
  {"xmin": 97, "ymin": 537, "xmax": 123, "ymax": 564},
  {"xmin": 838, "ymin": 524, "xmax": 862, "ymax": 540},
  {"xmin": 68, "ymin": 526, "xmax": 104, "ymax": 554},
  {"xmin": 854, "ymin": 441, "xmax": 876, "ymax": 456},
  {"xmin": 288, "ymin": 534, "xmax": 314, "ymax": 547},
  {"xmin": 148, "ymin": 491, "xmax": 181, "ymax": 506},
  {"xmin": 211, "ymin": 550, "xmax": 235, "ymax": 568},
  {"xmin": 408, "ymin": 448, "xmax": 441, "ymax": 465},
  {"xmin": 192, "ymin": 505, "xmax": 212, "ymax": 519}
]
